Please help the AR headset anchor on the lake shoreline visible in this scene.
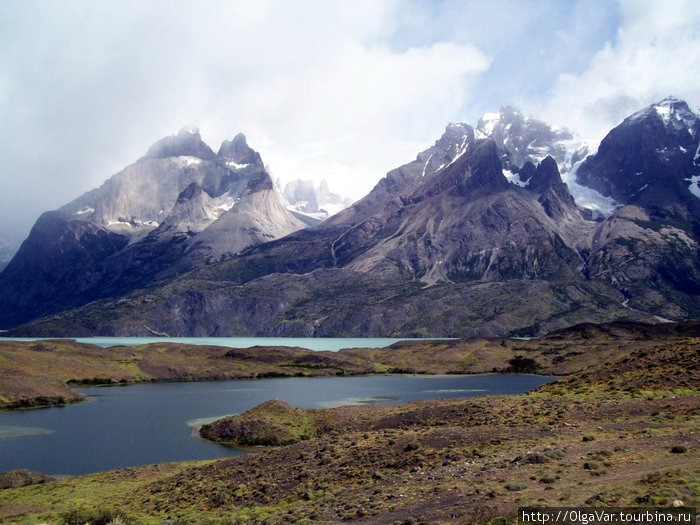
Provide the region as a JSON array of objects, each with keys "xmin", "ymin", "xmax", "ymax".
[
  {"xmin": 2, "ymin": 320, "xmax": 699, "ymax": 411},
  {"xmin": 1, "ymin": 329, "xmax": 697, "ymax": 524}
]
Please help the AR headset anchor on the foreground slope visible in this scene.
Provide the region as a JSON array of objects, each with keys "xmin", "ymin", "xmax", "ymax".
[{"xmin": 1, "ymin": 320, "xmax": 697, "ymax": 524}]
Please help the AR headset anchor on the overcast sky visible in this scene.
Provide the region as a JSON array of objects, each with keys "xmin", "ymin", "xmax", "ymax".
[{"xmin": 1, "ymin": 0, "xmax": 699, "ymax": 247}]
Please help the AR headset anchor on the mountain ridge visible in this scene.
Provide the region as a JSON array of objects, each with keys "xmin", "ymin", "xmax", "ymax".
[{"xmin": 3, "ymin": 98, "xmax": 700, "ymax": 336}]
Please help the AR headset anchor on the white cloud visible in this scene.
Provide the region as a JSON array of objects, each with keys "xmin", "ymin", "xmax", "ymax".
[
  {"xmin": 532, "ymin": 0, "xmax": 700, "ymax": 141},
  {"xmin": 1, "ymin": 0, "xmax": 699, "ymax": 250},
  {"xmin": 0, "ymin": 0, "xmax": 490, "ymax": 244}
]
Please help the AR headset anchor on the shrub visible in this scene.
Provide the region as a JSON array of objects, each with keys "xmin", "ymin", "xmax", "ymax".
[
  {"xmin": 506, "ymin": 356, "xmax": 540, "ymax": 373},
  {"xmin": 671, "ymin": 445, "xmax": 688, "ymax": 454},
  {"xmin": 60, "ymin": 507, "xmax": 132, "ymax": 525},
  {"xmin": 543, "ymin": 448, "xmax": 565, "ymax": 460},
  {"xmin": 404, "ymin": 441, "xmax": 420, "ymax": 452},
  {"xmin": 505, "ymin": 482, "xmax": 527, "ymax": 491}
]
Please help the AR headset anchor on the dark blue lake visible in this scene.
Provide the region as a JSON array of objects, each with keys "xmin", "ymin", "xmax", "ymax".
[{"xmin": 0, "ymin": 374, "xmax": 555, "ymax": 476}]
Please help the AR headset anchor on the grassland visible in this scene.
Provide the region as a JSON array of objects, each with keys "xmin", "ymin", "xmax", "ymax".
[{"xmin": 0, "ymin": 321, "xmax": 697, "ymax": 524}]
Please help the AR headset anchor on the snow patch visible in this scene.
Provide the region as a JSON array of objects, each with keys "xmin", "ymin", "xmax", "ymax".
[
  {"xmin": 503, "ymin": 169, "xmax": 529, "ymax": 188},
  {"xmin": 107, "ymin": 219, "xmax": 132, "ymax": 227},
  {"xmin": 76, "ymin": 207, "xmax": 94, "ymax": 215},
  {"xmin": 654, "ymin": 103, "xmax": 672, "ymax": 125},
  {"xmin": 421, "ymin": 153, "xmax": 434, "ymax": 177},
  {"xmin": 227, "ymin": 161, "xmax": 250, "ymax": 170},
  {"xmin": 215, "ymin": 197, "xmax": 239, "ymax": 213},
  {"xmin": 440, "ymin": 136, "xmax": 470, "ymax": 171},
  {"xmin": 686, "ymin": 175, "xmax": 700, "ymax": 198},
  {"xmin": 479, "ymin": 112, "xmax": 501, "ymax": 136},
  {"xmin": 179, "ymin": 156, "xmax": 202, "ymax": 166}
]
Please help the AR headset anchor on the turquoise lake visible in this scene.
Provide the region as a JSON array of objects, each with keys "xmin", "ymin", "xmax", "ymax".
[{"xmin": 0, "ymin": 336, "xmax": 453, "ymax": 351}]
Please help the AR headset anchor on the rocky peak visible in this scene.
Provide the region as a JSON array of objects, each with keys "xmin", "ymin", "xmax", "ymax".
[
  {"xmin": 177, "ymin": 182, "xmax": 204, "ymax": 203},
  {"xmin": 576, "ymin": 97, "xmax": 700, "ymax": 215},
  {"xmin": 625, "ymin": 96, "xmax": 699, "ymax": 138},
  {"xmin": 528, "ymin": 156, "xmax": 563, "ymax": 191},
  {"xmin": 476, "ymin": 107, "xmax": 576, "ymax": 173},
  {"xmin": 415, "ymin": 139, "xmax": 508, "ymax": 201},
  {"xmin": 217, "ymin": 133, "xmax": 263, "ymax": 167},
  {"xmin": 141, "ymin": 127, "xmax": 217, "ymax": 161}
]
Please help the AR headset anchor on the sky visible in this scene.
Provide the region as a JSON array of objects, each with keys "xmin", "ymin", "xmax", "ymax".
[{"xmin": 1, "ymin": 0, "xmax": 699, "ymax": 247}]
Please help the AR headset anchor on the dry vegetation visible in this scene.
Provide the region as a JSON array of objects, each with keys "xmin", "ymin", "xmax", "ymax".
[{"xmin": 0, "ymin": 321, "xmax": 698, "ymax": 524}]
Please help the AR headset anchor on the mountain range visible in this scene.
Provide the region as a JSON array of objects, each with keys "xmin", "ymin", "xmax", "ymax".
[{"xmin": 2, "ymin": 96, "xmax": 699, "ymax": 337}]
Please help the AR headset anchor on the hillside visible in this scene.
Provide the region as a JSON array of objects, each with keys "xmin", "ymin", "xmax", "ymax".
[
  {"xmin": 5, "ymin": 98, "xmax": 699, "ymax": 337},
  {"xmin": 0, "ymin": 320, "xmax": 697, "ymax": 524}
]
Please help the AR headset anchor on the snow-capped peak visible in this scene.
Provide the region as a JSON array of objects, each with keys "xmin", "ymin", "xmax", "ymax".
[
  {"xmin": 476, "ymin": 112, "xmax": 502, "ymax": 137},
  {"xmin": 625, "ymin": 96, "xmax": 699, "ymax": 137}
]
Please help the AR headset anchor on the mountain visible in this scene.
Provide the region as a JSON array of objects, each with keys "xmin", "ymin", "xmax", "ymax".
[
  {"xmin": 4, "ymin": 98, "xmax": 700, "ymax": 337},
  {"xmin": 0, "ymin": 128, "xmax": 306, "ymax": 328},
  {"xmin": 573, "ymin": 96, "xmax": 700, "ymax": 315},
  {"xmin": 576, "ymin": 96, "xmax": 700, "ymax": 218},
  {"xmin": 0, "ymin": 237, "xmax": 16, "ymax": 273},
  {"xmin": 279, "ymin": 178, "xmax": 353, "ymax": 222}
]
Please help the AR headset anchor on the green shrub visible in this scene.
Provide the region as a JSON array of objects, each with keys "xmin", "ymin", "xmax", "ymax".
[
  {"xmin": 505, "ymin": 482, "xmax": 527, "ymax": 491},
  {"xmin": 543, "ymin": 448, "xmax": 565, "ymax": 460},
  {"xmin": 61, "ymin": 507, "xmax": 132, "ymax": 525},
  {"xmin": 404, "ymin": 441, "xmax": 420, "ymax": 452}
]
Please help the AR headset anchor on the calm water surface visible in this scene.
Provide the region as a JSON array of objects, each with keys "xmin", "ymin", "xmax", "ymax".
[{"xmin": 0, "ymin": 374, "xmax": 555, "ymax": 476}]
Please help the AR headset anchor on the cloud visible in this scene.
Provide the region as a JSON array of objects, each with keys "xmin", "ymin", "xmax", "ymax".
[
  {"xmin": 531, "ymin": 0, "xmax": 700, "ymax": 140},
  {"xmin": 0, "ymin": 0, "xmax": 698, "ymax": 250},
  {"xmin": 0, "ymin": 0, "xmax": 489, "ymax": 245}
]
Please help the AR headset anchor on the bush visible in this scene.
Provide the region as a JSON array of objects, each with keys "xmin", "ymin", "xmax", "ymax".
[
  {"xmin": 61, "ymin": 507, "xmax": 132, "ymax": 525},
  {"xmin": 583, "ymin": 461, "xmax": 600, "ymax": 470},
  {"xmin": 671, "ymin": 445, "xmax": 688, "ymax": 454},
  {"xmin": 505, "ymin": 482, "xmax": 527, "ymax": 491},
  {"xmin": 506, "ymin": 356, "xmax": 540, "ymax": 373},
  {"xmin": 404, "ymin": 441, "xmax": 420, "ymax": 452},
  {"xmin": 543, "ymin": 448, "xmax": 565, "ymax": 460}
]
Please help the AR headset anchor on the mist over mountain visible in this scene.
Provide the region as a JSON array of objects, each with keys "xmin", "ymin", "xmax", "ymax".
[
  {"xmin": 2, "ymin": 98, "xmax": 699, "ymax": 336},
  {"xmin": 0, "ymin": 129, "xmax": 306, "ymax": 328},
  {"xmin": 278, "ymin": 178, "xmax": 354, "ymax": 223}
]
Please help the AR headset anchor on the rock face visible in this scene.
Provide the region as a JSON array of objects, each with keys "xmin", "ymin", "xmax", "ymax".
[
  {"xmin": 4, "ymin": 98, "xmax": 700, "ymax": 336},
  {"xmin": 0, "ymin": 129, "xmax": 305, "ymax": 328},
  {"xmin": 576, "ymin": 97, "xmax": 700, "ymax": 215}
]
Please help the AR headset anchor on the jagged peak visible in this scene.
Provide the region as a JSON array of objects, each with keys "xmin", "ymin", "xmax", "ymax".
[
  {"xmin": 218, "ymin": 133, "xmax": 263, "ymax": 167},
  {"xmin": 528, "ymin": 156, "xmax": 563, "ymax": 191},
  {"xmin": 141, "ymin": 127, "xmax": 216, "ymax": 161}
]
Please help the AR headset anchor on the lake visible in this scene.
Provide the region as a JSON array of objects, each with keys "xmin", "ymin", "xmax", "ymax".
[
  {"xmin": 0, "ymin": 336, "xmax": 453, "ymax": 351},
  {"xmin": 0, "ymin": 374, "xmax": 555, "ymax": 476}
]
